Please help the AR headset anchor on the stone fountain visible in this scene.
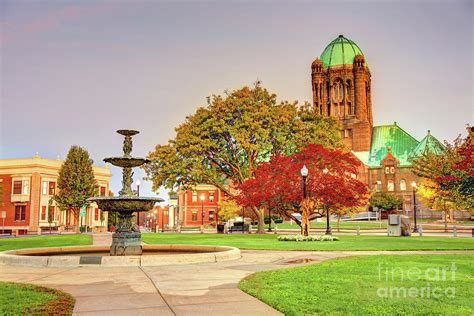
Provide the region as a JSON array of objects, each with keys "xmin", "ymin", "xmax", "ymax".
[{"xmin": 88, "ymin": 130, "xmax": 163, "ymax": 256}]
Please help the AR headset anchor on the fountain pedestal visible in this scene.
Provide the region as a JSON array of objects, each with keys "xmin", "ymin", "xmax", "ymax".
[
  {"xmin": 111, "ymin": 232, "xmax": 142, "ymax": 255},
  {"xmin": 111, "ymin": 211, "xmax": 142, "ymax": 255}
]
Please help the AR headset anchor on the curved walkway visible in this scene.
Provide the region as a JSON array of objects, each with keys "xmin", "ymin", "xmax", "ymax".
[{"xmin": 0, "ymin": 236, "xmax": 472, "ymax": 315}]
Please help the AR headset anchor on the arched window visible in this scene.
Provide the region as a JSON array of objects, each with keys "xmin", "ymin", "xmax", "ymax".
[
  {"xmin": 400, "ymin": 179, "xmax": 407, "ymax": 191},
  {"xmin": 346, "ymin": 80, "xmax": 353, "ymax": 114},
  {"xmin": 387, "ymin": 180, "xmax": 395, "ymax": 192},
  {"xmin": 332, "ymin": 79, "xmax": 343, "ymax": 103},
  {"xmin": 375, "ymin": 181, "xmax": 382, "ymax": 192}
]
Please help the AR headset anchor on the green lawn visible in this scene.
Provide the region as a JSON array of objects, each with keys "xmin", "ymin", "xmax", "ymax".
[
  {"xmin": 0, "ymin": 282, "xmax": 75, "ymax": 315},
  {"xmin": 0, "ymin": 234, "xmax": 92, "ymax": 252},
  {"xmin": 142, "ymin": 233, "xmax": 474, "ymax": 251},
  {"xmin": 239, "ymin": 254, "xmax": 474, "ymax": 315}
]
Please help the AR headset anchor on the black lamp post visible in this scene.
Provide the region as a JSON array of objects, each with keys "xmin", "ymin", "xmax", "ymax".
[
  {"xmin": 301, "ymin": 165, "xmax": 308, "ymax": 199},
  {"xmin": 323, "ymin": 168, "xmax": 332, "ymax": 235},
  {"xmin": 200, "ymin": 194, "xmax": 205, "ymax": 226},
  {"xmin": 268, "ymin": 208, "xmax": 272, "ymax": 232},
  {"xmin": 412, "ymin": 181, "xmax": 418, "ymax": 233}
]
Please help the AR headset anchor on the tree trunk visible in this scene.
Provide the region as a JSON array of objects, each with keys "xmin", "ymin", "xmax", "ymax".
[
  {"xmin": 300, "ymin": 217, "xmax": 309, "ymax": 236},
  {"xmin": 300, "ymin": 199, "xmax": 312, "ymax": 237},
  {"xmin": 74, "ymin": 208, "xmax": 80, "ymax": 233},
  {"xmin": 252, "ymin": 206, "xmax": 266, "ymax": 234},
  {"xmin": 337, "ymin": 215, "xmax": 341, "ymax": 232}
]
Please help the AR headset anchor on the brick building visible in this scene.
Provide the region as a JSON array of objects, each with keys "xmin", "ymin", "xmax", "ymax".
[
  {"xmin": 312, "ymin": 35, "xmax": 445, "ymax": 211},
  {"xmin": 176, "ymin": 184, "xmax": 225, "ymax": 226},
  {"xmin": 0, "ymin": 154, "xmax": 111, "ymax": 234}
]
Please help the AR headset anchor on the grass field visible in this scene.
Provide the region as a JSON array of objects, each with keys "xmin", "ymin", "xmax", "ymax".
[
  {"xmin": 142, "ymin": 233, "xmax": 474, "ymax": 251},
  {"xmin": 0, "ymin": 234, "xmax": 92, "ymax": 252},
  {"xmin": 239, "ymin": 254, "xmax": 474, "ymax": 315},
  {"xmin": 0, "ymin": 282, "xmax": 75, "ymax": 315}
]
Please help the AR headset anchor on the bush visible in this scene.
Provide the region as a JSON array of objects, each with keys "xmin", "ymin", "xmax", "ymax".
[
  {"xmin": 277, "ymin": 234, "xmax": 339, "ymax": 242},
  {"xmin": 264, "ymin": 215, "xmax": 283, "ymax": 224}
]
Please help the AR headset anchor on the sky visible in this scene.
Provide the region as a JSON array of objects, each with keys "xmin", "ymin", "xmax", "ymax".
[{"xmin": 1, "ymin": 0, "xmax": 473, "ymax": 200}]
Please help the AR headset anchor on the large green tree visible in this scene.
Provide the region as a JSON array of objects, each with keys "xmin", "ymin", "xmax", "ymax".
[
  {"xmin": 54, "ymin": 145, "xmax": 98, "ymax": 232},
  {"xmin": 145, "ymin": 83, "xmax": 342, "ymax": 233}
]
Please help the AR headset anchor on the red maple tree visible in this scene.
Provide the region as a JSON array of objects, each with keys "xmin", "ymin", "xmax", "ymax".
[{"xmin": 235, "ymin": 144, "xmax": 369, "ymax": 235}]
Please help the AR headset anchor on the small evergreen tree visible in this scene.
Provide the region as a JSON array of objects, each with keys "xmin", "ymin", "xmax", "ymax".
[{"xmin": 54, "ymin": 145, "xmax": 98, "ymax": 233}]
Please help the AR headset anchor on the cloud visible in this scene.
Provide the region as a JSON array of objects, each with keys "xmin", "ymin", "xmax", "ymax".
[{"xmin": 2, "ymin": 2, "xmax": 114, "ymax": 45}]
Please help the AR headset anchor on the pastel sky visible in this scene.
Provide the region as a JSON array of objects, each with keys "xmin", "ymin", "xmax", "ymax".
[{"xmin": 1, "ymin": 0, "xmax": 473, "ymax": 200}]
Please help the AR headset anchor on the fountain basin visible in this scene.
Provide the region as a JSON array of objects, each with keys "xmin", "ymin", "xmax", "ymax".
[
  {"xmin": 88, "ymin": 196, "xmax": 162, "ymax": 213},
  {"xmin": 103, "ymin": 157, "xmax": 150, "ymax": 168},
  {"xmin": 0, "ymin": 244, "xmax": 241, "ymax": 267}
]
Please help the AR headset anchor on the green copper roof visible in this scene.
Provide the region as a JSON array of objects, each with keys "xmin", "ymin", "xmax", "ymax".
[
  {"xmin": 367, "ymin": 124, "xmax": 419, "ymax": 167},
  {"xmin": 410, "ymin": 131, "xmax": 445, "ymax": 158},
  {"xmin": 320, "ymin": 35, "xmax": 367, "ymax": 68}
]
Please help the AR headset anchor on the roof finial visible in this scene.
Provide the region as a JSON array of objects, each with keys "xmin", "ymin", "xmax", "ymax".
[
  {"xmin": 387, "ymin": 146, "xmax": 392, "ymax": 153},
  {"xmin": 394, "ymin": 121, "xmax": 397, "ymax": 126},
  {"xmin": 338, "ymin": 34, "xmax": 344, "ymax": 38},
  {"xmin": 427, "ymin": 130, "xmax": 431, "ymax": 135}
]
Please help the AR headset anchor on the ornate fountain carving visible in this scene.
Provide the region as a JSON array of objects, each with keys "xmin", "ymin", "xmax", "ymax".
[{"xmin": 89, "ymin": 130, "xmax": 163, "ymax": 256}]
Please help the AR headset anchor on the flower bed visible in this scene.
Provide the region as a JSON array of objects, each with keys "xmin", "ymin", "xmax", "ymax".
[{"xmin": 277, "ymin": 234, "xmax": 339, "ymax": 242}]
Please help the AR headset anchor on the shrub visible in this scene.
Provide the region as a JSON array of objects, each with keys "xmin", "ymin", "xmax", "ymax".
[
  {"xmin": 264, "ymin": 215, "xmax": 283, "ymax": 224},
  {"xmin": 277, "ymin": 234, "xmax": 339, "ymax": 242}
]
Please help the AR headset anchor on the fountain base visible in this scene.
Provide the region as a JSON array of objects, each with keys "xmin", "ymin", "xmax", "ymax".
[{"xmin": 110, "ymin": 231, "xmax": 142, "ymax": 256}]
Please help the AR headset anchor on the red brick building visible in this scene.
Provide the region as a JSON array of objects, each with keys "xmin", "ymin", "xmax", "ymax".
[
  {"xmin": 312, "ymin": 35, "xmax": 445, "ymax": 212},
  {"xmin": 0, "ymin": 154, "xmax": 111, "ymax": 234},
  {"xmin": 177, "ymin": 184, "xmax": 225, "ymax": 226}
]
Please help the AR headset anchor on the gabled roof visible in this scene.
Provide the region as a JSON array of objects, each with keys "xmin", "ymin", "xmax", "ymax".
[
  {"xmin": 367, "ymin": 123, "xmax": 419, "ymax": 167},
  {"xmin": 410, "ymin": 130, "xmax": 445, "ymax": 158}
]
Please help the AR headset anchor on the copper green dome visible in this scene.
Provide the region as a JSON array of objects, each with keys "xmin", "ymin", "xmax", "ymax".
[{"xmin": 320, "ymin": 35, "xmax": 367, "ymax": 68}]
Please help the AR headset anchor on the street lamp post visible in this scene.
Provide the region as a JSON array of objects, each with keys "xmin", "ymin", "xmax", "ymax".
[
  {"xmin": 412, "ymin": 182, "xmax": 418, "ymax": 233},
  {"xmin": 200, "ymin": 194, "xmax": 205, "ymax": 226},
  {"xmin": 268, "ymin": 208, "xmax": 272, "ymax": 232},
  {"xmin": 323, "ymin": 168, "xmax": 331, "ymax": 235},
  {"xmin": 136, "ymin": 179, "xmax": 141, "ymax": 227},
  {"xmin": 153, "ymin": 209, "xmax": 157, "ymax": 232},
  {"xmin": 301, "ymin": 165, "xmax": 308, "ymax": 199}
]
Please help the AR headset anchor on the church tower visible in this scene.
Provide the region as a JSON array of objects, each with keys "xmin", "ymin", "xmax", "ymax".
[{"xmin": 311, "ymin": 35, "xmax": 373, "ymax": 152}]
